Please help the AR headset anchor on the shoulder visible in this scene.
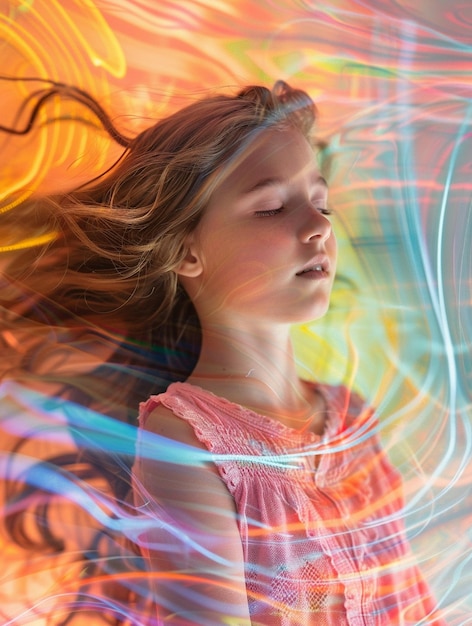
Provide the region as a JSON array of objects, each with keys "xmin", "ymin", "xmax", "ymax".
[
  {"xmin": 139, "ymin": 382, "xmax": 240, "ymax": 453},
  {"xmin": 141, "ymin": 400, "xmax": 208, "ymax": 451},
  {"xmin": 133, "ymin": 399, "xmax": 238, "ymax": 522},
  {"xmin": 318, "ymin": 382, "xmax": 376, "ymax": 431},
  {"xmin": 318, "ymin": 382, "xmax": 368, "ymax": 409}
]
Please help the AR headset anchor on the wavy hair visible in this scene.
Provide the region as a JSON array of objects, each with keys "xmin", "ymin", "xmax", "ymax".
[
  {"xmin": 2, "ymin": 80, "xmax": 317, "ymax": 381},
  {"xmin": 0, "ymin": 78, "xmax": 318, "ymax": 624}
]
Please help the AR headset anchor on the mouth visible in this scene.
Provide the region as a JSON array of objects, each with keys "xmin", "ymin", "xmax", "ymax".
[{"xmin": 296, "ymin": 256, "xmax": 330, "ymax": 277}]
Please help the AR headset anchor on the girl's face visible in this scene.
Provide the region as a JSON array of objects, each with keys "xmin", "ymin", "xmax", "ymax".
[{"xmin": 179, "ymin": 127, "xmax": 337, "ymax": 327}]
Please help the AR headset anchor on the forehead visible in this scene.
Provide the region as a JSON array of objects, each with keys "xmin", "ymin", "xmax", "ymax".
[{"xmin": 216, "ymin": 127, "xmax": 319, "ymax": 196}]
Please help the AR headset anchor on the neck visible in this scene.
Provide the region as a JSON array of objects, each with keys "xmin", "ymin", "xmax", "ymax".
[{"xmin": 187, "ymin": 320, "xmax": 313, "ymax": 416}]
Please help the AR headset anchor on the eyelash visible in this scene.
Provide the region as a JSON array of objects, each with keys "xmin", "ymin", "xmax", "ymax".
[
  {"xmin": 255, "ymin": 208, "xmax": 284, "ymax": 217},
  {"xmin": 255, "ymin": 207, "xmax": 333, "ymax": 217}
]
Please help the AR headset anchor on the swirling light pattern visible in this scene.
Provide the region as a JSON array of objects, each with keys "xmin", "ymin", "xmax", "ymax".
[{"xmin": 1, "ymin": 0, "xmax": 471, "ymax": 624}]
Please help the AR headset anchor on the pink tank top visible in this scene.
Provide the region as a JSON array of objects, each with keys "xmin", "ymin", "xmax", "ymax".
[{"xmin": 138, "ymin": 382, "xmax": 446, "ymax": 625}]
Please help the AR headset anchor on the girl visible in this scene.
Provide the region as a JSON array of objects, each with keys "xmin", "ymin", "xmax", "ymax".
[{"xmin": 1, "ymin": 80, "xmax": 445, "ymax": 625}]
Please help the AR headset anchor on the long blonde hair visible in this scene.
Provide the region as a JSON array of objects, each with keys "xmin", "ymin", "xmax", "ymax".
[
  {"xmin": 1, "ymin": 79, "xmax": 318, "ymax": 624},
  {"xmin": 2, "ymin": 80, "xmax": 317, "ymax": 392}
]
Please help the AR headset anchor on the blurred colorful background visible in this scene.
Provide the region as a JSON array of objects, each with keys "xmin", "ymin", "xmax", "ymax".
[{"xmin": 1, "ymin": 0, "xmax": 471, "ymax": 624}]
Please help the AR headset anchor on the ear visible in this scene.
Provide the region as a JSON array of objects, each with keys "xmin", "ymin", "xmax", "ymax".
[{"xmin": 175, "ymin": 238, "xmax": 203, "ymax": 278}]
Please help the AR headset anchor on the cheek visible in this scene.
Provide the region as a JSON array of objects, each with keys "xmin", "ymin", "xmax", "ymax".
[
  {"xmin": 199, "ymin": 226, "xmax": 272, "ymax": 269},
  {"xmin": 209, "ymin": 260, "xmax": 282, "ymax": 308},
  {"xmin": 198, "ymin": 235, "xmax": 283, "ymax": 305}
]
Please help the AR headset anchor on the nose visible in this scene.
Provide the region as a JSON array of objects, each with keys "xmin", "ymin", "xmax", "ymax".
[{"xmin": 298, "ymin": 208, "xmax": 332, "ymax": 244}]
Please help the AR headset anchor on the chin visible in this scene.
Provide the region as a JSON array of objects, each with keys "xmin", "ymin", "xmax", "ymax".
[
  {"xmin": 275, "ymin": 306, "xmax": 330, "ymax": 326},
  {"xmin": 297, "ymin": 302, "xmax": 331, "ymax": 324}
]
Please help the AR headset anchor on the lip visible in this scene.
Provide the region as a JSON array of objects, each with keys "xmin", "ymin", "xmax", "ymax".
[{"xmin": 296, "ymin": 254, "xmax": 331, "ymax": 276}]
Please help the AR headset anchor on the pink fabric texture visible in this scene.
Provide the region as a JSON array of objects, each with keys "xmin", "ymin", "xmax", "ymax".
[{"xmin": 138, "ymin": 382, "xmax": 446, "ymax": 625}]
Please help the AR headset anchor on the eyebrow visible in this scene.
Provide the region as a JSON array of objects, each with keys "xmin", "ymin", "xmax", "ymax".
[{"xmin": 243, "ymin": 174, "xmax": 328, "ymax": 194}]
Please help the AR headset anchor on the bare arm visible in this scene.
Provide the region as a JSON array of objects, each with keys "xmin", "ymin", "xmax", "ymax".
[{"xmin": 133, "ymin": 405, "xmax": 252, "ymax": 625}]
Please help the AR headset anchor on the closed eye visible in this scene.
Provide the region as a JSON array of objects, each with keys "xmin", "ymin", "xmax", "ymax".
[
  {"xmin": 255, "ymin": 206, "xmax": 333, "ymax": 217},
  {"xmin": 255, "ymin": 207, "xmax": 284, "ymax": 217}
]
